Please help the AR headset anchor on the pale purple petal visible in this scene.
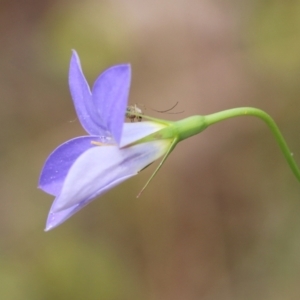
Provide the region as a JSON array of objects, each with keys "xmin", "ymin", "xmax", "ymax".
[
  {"xmin": 51, "ymin": 140, "xmax": 170, "ymax": 212},
  {"xmin": 40, "ymin": 51, "xmax": 171, "ymax": 231},
  {"xmin": 121, "ymin": 121, "xmax": 166, "ymax": 147},
  {"xmin": 69, "ymin": 50, "xmax": 108, "ymax": 136},
  {"xmin": 45, "ymin": 174, "xmax": 134, "ymax": 231},
  {"xmin": 38, "ymin": 136, "xmax": 109, "ymax": 196},
  {"xmin": 92, "ymin": 64, "xmax": 131, "ymax": 145}
]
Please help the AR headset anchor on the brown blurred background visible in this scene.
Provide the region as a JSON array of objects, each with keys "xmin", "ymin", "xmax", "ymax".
[{"xmin": 1, "ymin": 0, "xmax": 300, "ymax": 299}]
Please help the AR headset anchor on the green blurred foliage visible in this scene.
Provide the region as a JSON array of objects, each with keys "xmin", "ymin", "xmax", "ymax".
[
  {"xmin": 37, "ymin": 2, "xmax": 131, "ymax": 77},
  {"xmin": 248, "ymin": 0, "xmax": 300, "ymax": 76},
  {"xmin": 1, "ymin": 0, "xmax": 300, "ymax": 299}
]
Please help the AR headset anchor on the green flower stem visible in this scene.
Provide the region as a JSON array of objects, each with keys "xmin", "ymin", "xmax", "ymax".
[{"xmin": 204, "ymin": 107, "xmax": 300, "ymax": 182}]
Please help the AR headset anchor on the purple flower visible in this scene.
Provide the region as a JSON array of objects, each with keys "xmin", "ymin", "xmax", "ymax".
[{"xmin": 39, "ymin": 51, "xmax": 170, "ymax": 231}]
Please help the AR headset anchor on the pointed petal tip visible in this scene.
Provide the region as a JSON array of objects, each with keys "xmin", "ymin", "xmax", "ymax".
[
  {"xmin": 44, "ymin": 214, "xmax": 56, "ymax": 231},
  {"xmin": 108, "ymin": 63, "xmax": 131, "ymax": 71},
  {"xmin": 114, "ymin": 64, "xmax": 131, "ymax": 79},
  {"xmin": 44, "ymin": 209, "xmax": 71, "ymax": 232},
  {"xmin": 44, "ymin": 225, "xmax": 52, "ymax": 232},
  {"xmin": 45, "ymin": 215, "xmax": 58, "ymax": 231},
  {"xmin": 69, "ymin": 50, "xmax": 85, "ymax": 79},
  {"xmin": 44, "ymin": 222, "xmax": 58, "ymax": 231},
  {"xmin": 71, "ymin": 49, "xmax": 80, "ymax": 60}
]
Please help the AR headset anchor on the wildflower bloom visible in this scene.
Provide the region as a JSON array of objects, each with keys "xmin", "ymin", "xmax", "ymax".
[
  {"xmin": 39, "ymin": 51, "xmax": 177, "ymax": 231},
  {"xmin": 39, "ymin": 51, "xmax": 300, "ymax": 231}
]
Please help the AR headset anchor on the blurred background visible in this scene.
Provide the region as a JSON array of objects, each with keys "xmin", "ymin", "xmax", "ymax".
[{"xmin": 1, "ymin": 0, "xmax": 300, "ymax": 299}]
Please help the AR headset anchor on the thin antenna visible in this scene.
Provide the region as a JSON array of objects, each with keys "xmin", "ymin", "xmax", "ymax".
[{"xmin": 149, "ymin": 102, "xmax": 184, "ymax": 114}]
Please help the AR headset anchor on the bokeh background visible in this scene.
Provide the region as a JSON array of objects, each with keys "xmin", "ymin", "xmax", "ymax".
[{"xmin": 1, "ymin": 0, "xmax": 300, "ymax": 299}]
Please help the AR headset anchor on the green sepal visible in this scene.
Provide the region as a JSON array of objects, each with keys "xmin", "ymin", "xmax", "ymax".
[{"xmin": 136, "ymin": 137, "xmax": 179, "ymax": 198}]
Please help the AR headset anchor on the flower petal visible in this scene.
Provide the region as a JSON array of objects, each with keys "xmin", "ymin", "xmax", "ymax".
[
  {"xmin": 69, "ymin": 50, "xmax": 108, "ymax": 135},
  {"xmin": 51, "ymin": 140, "xmax": 171, "ymax": 213},
  {"xmin": 121, "ymin": 121, "xmax": 166, "ymax": 147},
  {"xmin": 92, "ymin": 64, "xmax": 131, "ymax": 145},
  {"xmin": 45, "ymin": 174, "xmax": 134, "ymax": 231},
  {"xmin": 38, "ymin": 136, "xmax": 110, "ymax": 196}
]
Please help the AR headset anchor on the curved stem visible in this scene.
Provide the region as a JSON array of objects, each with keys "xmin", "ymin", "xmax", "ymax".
[{"xmin": 204, "ymin": 107, "xmax": 300, "ymax": 182}]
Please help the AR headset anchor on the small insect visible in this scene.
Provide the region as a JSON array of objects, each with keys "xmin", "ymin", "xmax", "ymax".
[
  {"xmin": 126, "ymin": 102, "xmax": 184, "ymax": 122},
  {"xmin": 126, "ymin": 104, "xmax": 143, "ymax": 122}
]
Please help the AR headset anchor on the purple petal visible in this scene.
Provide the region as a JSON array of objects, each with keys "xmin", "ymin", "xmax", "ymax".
[
  {"xmin": 69, "ymin": 50, "xmax": 109, "ymax": 136},
  {"xmin": 92, "ymin": 64, "xmax": 131, "ymax": 145},
  {"xmin": 38, "ymin": 136, "xmax": 110, "ymax": 196},
  {"xmin": 45, "ymin": 174, "xmax": 134, "ymax": 231},
  {"xmin": 51, "ymin": 140, "xmax": 170, "ymax": 213},
  {"xmin": 121, "ymin": 121, "xmax": 166, "ymax": 147}
]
